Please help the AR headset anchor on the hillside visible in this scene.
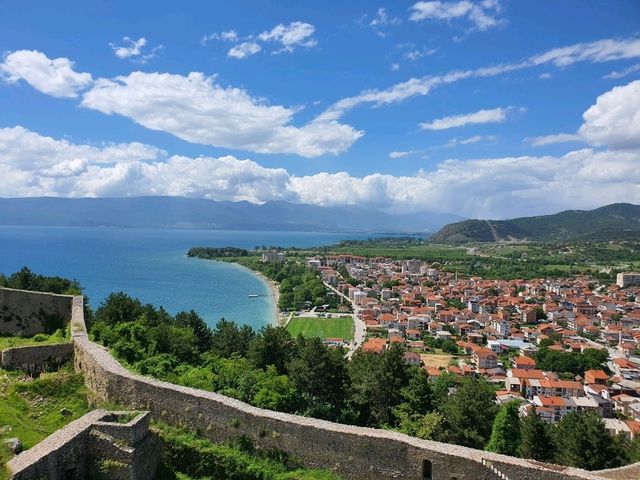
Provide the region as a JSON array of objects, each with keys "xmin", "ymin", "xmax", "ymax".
[
  {"xmin": 429, "ymin": 203, "xmax": 640, "ymax": 243},
  {"xmin": 0, "ymin": 197, "xmax": 461, "ymax": 233}
]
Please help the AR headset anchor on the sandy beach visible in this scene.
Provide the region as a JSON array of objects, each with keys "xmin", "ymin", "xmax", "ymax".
[{"xmin": 255, "ymin": 270, "xmax": 281, "ymax": 326}]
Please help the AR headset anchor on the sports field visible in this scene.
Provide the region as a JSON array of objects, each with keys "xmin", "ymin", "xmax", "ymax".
[{"xmin": 287, "ymin": 316, "xmax": 353, "ymax": 341}]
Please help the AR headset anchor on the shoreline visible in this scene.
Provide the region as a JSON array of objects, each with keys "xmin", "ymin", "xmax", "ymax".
[{"xmin": 227, "ymin": 261, "xmax": 281, "ymax": 326}]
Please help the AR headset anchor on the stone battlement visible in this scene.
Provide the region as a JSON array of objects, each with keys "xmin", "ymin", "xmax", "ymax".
[{"xmin": 3, "ymin": 287, "xmax": 639, "ymax": 480}]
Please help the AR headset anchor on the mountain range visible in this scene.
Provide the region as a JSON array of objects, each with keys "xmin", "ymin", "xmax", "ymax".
[
  {"xmin": 429, "ymin": 203, "xmax": 640, "ymax": 243},
  {"xmin": 0, "ymin": 197, "xmax": 461, "ymax": 233}
]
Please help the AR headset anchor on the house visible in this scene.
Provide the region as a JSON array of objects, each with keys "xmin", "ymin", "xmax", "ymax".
[
  {"xmin": 403, "ymin": 352, "xmax": 422, "ymax": 366},
  {"xmin": 513, "ymin": 356, "xmax": 537, "ymax": 371},
  {"xmin": 584, "ymin": 369, "xmax": 609, "ymax": 385},
  {"xmin": 361, "ymin": 338, "xmax": 387, "ymax": 354},
  {"xmin": 473, "ymin": 348, "xmax": 498, "ymax": 370}
]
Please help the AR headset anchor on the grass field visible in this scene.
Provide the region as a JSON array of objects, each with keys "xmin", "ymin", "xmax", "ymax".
[
  {"xmin": 287, "ymin": 317, "xmax": 353, "ymax": 341},
  {"xmin": 420, "ymin": 353, "xmax": 454, "ymax": 369},
  {"xmin": 0, "ymin": 365, "xmax": 90, "ymax": 479},
  {"xmin": 0, "ymin": 329, "xmax": 69, "ymax": 351}
]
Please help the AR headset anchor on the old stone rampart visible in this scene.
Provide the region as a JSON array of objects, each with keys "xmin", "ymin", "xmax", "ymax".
[
  {"xmin": 5, "ymin": 288, "xmax": 640, "ymax": 480},
  {"xmin": 0, "ymin": 287, "xmax": 72, "ymax": 336},
  {"xmin": 7, "ymin": 410, "xmax": 158, "ymax": 480},
  {"xmin": 1, "ymin": 342, "xmax": 73, "ymax": 375}
]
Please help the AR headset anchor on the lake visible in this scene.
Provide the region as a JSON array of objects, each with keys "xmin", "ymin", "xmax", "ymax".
[{"xmin": 0, "ymin": 226, "xmax": 367, "ymax": 330}]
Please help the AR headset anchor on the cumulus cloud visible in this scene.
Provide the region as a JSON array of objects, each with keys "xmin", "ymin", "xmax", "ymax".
[
  {"xmin": 110, "ymin": 37, "xmax": 163, "ymax": 63},
  {"xmin": 258, "ymin": 22, "xmax": 317, "ymax": 53},
  {"xmin": 2, "ymin": 123, "xmax": 639, "ymax": 218},
  {"xmin": 409, "ymin": 0, "xmax": 504, "ymax": 31},
  {"xmin": 228, "ymin": 42, "xmax": 262, "ymax": 59},
  {"xmin": 0, "ymin": 50, "xmax": 92, "ymax": 98},
  {"xmin": 80, "ymin": 71, "xmax": 362, "ymax": 157},
  {"xmin": 420, "ymin": 107, "xmax": 509, "ymax": 130},
  {"xmin": 579, "ymin": 80, "xmax": 640, "ymax": 150}
]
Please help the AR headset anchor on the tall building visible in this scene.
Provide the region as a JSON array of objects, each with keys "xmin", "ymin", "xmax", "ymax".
[{"xmin": 617, "ymin": 272, "xmax": 640, "ymax": 288}]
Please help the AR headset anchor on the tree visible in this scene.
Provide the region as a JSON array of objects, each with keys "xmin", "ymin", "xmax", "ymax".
[
  {"xmin": 95, "ymin": 292, "xmax": 144, "ymax": 325},
  {"xmin": 554, "ymin": 412, "xmax": 623, "ymax": 470},
  {"xmin": 247, "ymin": 325, "xmax": 295, "ymax": 374},
  {"xmin": 441, "ymin": 376, "xmax": 498, "ymax": 449},
  {"xmin": 348, "ymin": 345, "xmax": 409, "ymax": 427},
  {"xmin": 288, "ymin": 336, "xmax": 350, "ymax": 421},
  {"xmin": 210, "ymin": 319, "xmax": 255, "ymax": 358},
  {"xmin": 520, "ymin": 409, "xmax": 555, "ymax": 462},
  {"xmin": 175, "ymin": 310, "xmax": 213, "ymax": 353},
  {"xmin": 486, "ymin": 401, "xmax": 521, "ymax": 456}
]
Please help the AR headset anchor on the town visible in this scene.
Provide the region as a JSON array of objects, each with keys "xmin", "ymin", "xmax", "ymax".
[{"xmin": 302, "ymin": 253, "xmax": 640, "ymax": 436}]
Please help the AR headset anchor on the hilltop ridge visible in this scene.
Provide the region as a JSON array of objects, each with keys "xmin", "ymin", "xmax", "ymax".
[{"xmin": 429, "ymin": 203, "xmax": 640, "ymax": 244}]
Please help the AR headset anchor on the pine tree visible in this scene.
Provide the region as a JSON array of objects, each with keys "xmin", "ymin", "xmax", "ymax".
[
  {"xmin": 554, "ymin": 412, "xmax": 623, "ymax": 470},
  {"xmin": 486, "ymin": 401, "xmax": 522, "ymax": 456},
  {"xmin": 520, "ymin": 409, "xmax": 555, "ymax": 462}
]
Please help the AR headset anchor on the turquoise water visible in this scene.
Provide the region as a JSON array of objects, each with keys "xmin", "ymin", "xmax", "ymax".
[{"xmin": 0, "ymin": 226, "xmax": 365, "ymax": 330}]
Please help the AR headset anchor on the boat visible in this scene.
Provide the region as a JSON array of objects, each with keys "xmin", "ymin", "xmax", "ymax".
[{"xmin": 247, "ymin": 294, "xmax": 259, "ymax": 298}]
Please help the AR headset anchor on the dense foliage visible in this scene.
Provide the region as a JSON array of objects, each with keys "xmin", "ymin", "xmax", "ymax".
[
  {"xmin": 533, "ymin": 345, "xmax": 608, "ymax": 376},
  {"xmin": 0, "ymin": 267, "xmax": 83, "ymax": 295},
  {"xmin": 187, "ymin": 247, "xmax": 249, "ymax": 258}
]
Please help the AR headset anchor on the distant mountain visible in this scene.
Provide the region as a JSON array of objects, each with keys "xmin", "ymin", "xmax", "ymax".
[
  {"xmin": 0, "ymin": 197, "xmax": 462, "ymax": 233},
  {"xmin": 429, "ymin": 203, "xmax": 640, "ymax": 243}
]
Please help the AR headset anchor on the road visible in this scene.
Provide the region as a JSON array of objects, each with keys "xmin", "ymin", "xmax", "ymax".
[{"xmin": 323, "ymin": 281, "xmax": 366, "ymax": 359}]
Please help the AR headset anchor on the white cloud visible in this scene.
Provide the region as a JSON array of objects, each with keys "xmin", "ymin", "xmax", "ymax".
[
  {"xmin": 442, "ymin": 134, "xmax": 495, "ymax": 147},
  {"xmin": 110, "ymin": 37, "xmax": 163, "ymax": 64},
  {"xmin": 110, "ymin": 37, "xmax": 146, "ymax": 58},
  {"xmin": 527, "ymin": 133, "xmax": 581, "ymax": 147},
  {"xmin": 318, "ymin": 36, "xmax": 640, "ymax": 121},
  {"xmin": 389, "ymin": 150, "xmax": 422, "ymax": 158},
  {"xmin": 1, "ymin": 125, "xmax": 639, "ymax": 218},
  {"xmin": 80, "ymin": 71, "xmax": 362, "ymax": 157},
  {"xmin": 391, "ymin": 63, "xmax": 400, "ymax": 71},
  {"xmin": 579, "ymin": 80, "xmax": 640, "ymax": 150},
  {"xmin": 228, "ymin": 42, "xmax": 262, "ymax": 59},
  {"xmin": 420, "ymin": 107, "xmax": 509, "ymax": 130},
  {"xmin": 201, "ymin": 30, "xmax": 238, "ymax": 44},
  {"xmin": 409, "ymin": 0, "xmax": 504, "ymax": 31},
  {"xmin": 539, "ymin": 72, "xmax": 552, "ymax": 79},
  {"xmin": 405, "ymin": 47, "xmax": 437, "ymax": 61},
  {"xmin": 530, "ymin": 37, "xmax": 640, "ymax": 67},
  {"xmin": 258, "ymin": 22, "xmax": 317, "ymax": 52},
  {"xmin": 370, "ymin": 8, "xmax": 401, "ymax": 27},
  {"xmin": 0, "ymin": 50, "xmax": 92, "ymax": 98},
  {"xmin": 604, "ymin": 63, "xmax": 640, "ymax": 80}
]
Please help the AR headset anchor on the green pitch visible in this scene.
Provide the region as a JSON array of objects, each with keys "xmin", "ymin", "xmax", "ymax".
[{"xmin": 287, "ymin": 316, "xmax": 353, "ymax": 341}]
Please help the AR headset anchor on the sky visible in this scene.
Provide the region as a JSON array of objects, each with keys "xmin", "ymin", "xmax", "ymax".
[{"xmin": 1, "ymin": 0, "xmax": 639, "ymax": 219}]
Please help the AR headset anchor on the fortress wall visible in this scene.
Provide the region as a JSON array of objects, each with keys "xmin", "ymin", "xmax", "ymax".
[
  {"xmin": 1, "ymin": 342, "xmax": 73, "ymax": 375},
  {"xmin": 0, "ymin": 287, "xmax": 73, "ymax": 336},
  {"xmin": 7, "ymin": 410, "xmax": 106, "ymax": 480}
]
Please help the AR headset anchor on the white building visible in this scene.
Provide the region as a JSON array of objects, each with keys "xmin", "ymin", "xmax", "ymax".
[{"xmin": 617, "ymin": 272, "xmax": 640, "ymax": 288}]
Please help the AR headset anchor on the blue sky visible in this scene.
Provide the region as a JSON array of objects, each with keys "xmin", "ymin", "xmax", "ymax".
[{"xmin": 1, "ymin": 0, "xmax": 639, "ymax": 218}]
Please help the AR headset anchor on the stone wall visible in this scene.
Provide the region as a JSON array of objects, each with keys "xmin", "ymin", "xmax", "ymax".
[
  {"xmin": 0, "ymin": 287, "xmax": 73, "ymax": 336},
  {"xmin": 7, "ymin": 410, "xmax": 159, "ymax": 480},
  {"xmin": 1, "ymin": 342, "xmax": 74, "ymax": 375}
]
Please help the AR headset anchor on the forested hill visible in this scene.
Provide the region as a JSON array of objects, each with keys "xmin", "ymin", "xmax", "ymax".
[{"xmin": 429, "ymin": 203, "xmax": 640, "ymax": 244}]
